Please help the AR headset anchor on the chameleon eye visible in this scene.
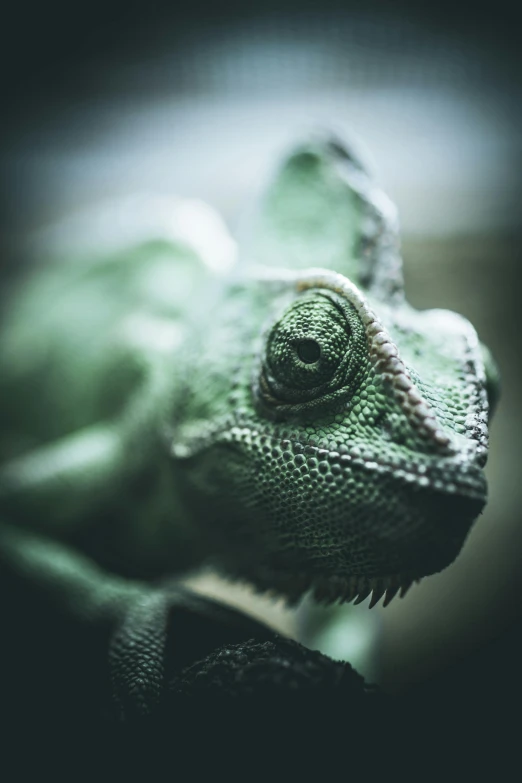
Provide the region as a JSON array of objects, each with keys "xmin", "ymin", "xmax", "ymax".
[
  {"xmin": 296, "ymin": 338, "xmax": 321, "ymax": 364},
  {"xmin": 261, "ymin": 293, "xmax": 352, "ymax": 405}
]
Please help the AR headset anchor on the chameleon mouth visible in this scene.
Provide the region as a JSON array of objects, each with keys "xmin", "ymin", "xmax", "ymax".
[
  {"xmin": 237, "ymin": 566, "xmax": 421, "ymax": 609},
  {"xmin": 231, "ymin": 486, "xmax": 481, "ymax": 607},
  {"xmin": 309, "ymin": 573, "xmax": 419, "ymax": 608}
]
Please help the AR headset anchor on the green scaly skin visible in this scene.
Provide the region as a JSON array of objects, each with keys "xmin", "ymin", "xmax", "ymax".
[{"xmin": 0, "ymin": 135, "xmax": 499, "ymax": 714}]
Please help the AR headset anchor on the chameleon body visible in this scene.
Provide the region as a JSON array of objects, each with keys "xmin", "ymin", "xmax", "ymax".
[{"xmin": 0, "ymin": 136, "xmax": 498, "ymax": 711}]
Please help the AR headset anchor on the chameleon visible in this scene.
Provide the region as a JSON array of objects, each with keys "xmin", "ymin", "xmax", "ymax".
[{"xmin": 0, "ymin": 134, "xmax": 499, "ymax": 714}]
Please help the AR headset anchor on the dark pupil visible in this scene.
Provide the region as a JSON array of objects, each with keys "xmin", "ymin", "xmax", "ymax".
[{"xmin": 296, "ymin": 339, "xmax": 321, "ymax": 364}]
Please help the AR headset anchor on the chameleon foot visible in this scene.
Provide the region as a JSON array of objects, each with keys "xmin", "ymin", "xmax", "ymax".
[{"xmin": 108, "ymin": 585, "xmax": 279, "ymax": 720}]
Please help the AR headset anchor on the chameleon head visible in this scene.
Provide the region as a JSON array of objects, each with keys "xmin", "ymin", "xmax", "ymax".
[{"xmin": 172, "ymin": 266, "xmax": 495, "ymax": 606}]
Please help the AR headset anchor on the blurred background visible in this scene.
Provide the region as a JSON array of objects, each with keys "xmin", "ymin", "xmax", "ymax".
[{"xmin": 1, "ymin": 0, "xmax": 521, "ymax": 690}]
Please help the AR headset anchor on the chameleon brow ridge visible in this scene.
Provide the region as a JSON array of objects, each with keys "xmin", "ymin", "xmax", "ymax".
[
  {"xmin": 296, "ymin": 268, "xmax": 454, "ymax": 452},
  {"xmin": 258, "ymin": 266, "xmax": 454, "ymax": 454}
]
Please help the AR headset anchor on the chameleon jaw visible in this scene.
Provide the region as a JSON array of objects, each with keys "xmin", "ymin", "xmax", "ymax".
[
  {"xmin": 178, "ymin": 424, "xmax": 486, "ymax": 609},
  {"xmin": 230, "ymin": 566, "xmax": 421, "ymax": 609},
  {"xmin": 310, "ymin": 573, "xmax": 420, "ymax": 608}
]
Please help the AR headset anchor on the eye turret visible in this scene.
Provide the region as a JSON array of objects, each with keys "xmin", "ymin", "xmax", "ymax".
[
  {"xmin": 259, "ymin": 292, "xmax": 366, "ymax": 412},
  {"xmin": 295, "ymin": 338, "xmax": 321, "ymax": 364}
]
